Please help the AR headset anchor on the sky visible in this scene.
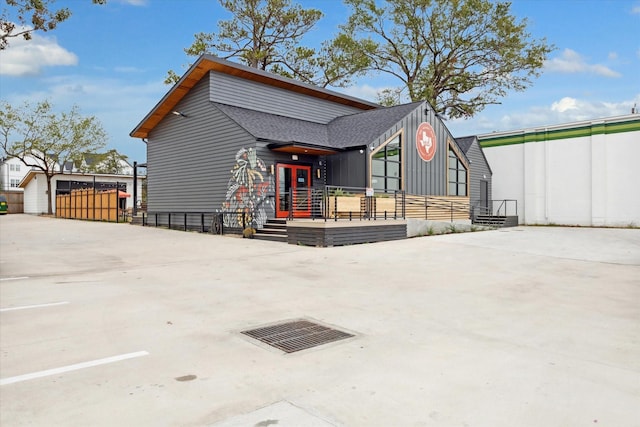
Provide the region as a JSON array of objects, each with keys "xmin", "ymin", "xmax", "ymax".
[{"xmin": 1, "ymin": 0, "xmax": 639, "ymax": 163}]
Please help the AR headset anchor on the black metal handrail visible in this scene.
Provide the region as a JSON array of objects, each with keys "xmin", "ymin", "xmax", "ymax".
[
  {"xmin": 141, "ymin": 188, "xmax": 509, "ymax": 236},
  {"xmin": 472, "ymin": 199, "xmax": 518, "ymax": 219},
  {"xmin": 142, "ymin": 211, "xmax": 248, "ymax": 234}
]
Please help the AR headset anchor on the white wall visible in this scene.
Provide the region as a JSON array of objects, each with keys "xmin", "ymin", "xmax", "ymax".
[
  {"xmin": 480, "ymin": 115, "xmax": 640, "ymax": 227},
  {"xmin": 0, "ymin": 157, "xmax": 31, "ymax": 191},
  {"xmin": 22, "ymin": 173, "xmax": 144, "ymax": 214}
]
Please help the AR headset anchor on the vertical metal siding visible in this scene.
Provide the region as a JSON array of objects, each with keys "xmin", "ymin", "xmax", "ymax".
[
  {"xmin": 326, "ymin": 149, "xmax": 367, "ymax": 188},
  {"xmin": 325, "ymin": 104, "xmax": 458, "ymax": 195},
  {"xmin": 209, "ymin": 72, "xmax": 364, "ymax": 124},
  {"xmin": 368, "ymin": 105, "xmax": 450, "ymax": 196}
]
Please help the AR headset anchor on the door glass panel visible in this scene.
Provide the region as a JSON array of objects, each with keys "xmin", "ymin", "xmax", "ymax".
[
  {"xmin": 295, "ymin": 168, "xmax": 309, "ymax": 210},
  {"xmin": 277, "ymin": 164, "xmax": 312, "ymax": 218},
  {"xmin": 278, "ymin": 166, "xmax": 291, "ymax": 212}
]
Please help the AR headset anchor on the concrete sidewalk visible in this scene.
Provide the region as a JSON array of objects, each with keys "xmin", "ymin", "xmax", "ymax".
[{"xmin": 1, "ymin": 215, "xmax": 639, "ymax": 426}]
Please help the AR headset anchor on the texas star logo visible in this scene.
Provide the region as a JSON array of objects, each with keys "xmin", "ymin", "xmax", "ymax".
[{"xmin": 416, "ymin": 122, "xmax": 437, "ymax": 162}]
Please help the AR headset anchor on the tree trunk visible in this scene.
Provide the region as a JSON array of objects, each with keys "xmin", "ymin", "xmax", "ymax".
[{"xmin": 46, "ymin": 174, "xmax": 53, "ymax": 215}]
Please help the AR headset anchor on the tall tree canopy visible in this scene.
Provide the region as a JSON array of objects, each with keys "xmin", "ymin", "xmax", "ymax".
[
  {"xmin": 166, "ymin": 0, "xmax": 368, "ymax": 88},
  {"xmin": 73, "ymin": 149, "xmax": 129, "ymax": 175},
  {"xmin": 336, "ymin": 0, "xmax": 554, "ymax": 118},
  {"xmin": 1, "ymin": 0, "xmax": 106, "ymax": 49},
  {"xmin": 0, "ymin": 100, "xmax": 107, "ymax": 214}
]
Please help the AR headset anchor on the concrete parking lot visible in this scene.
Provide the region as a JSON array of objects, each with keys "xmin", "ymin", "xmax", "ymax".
[{"xmin": 1, "ymin": 214, "xmax": 639, "ymax": 426}]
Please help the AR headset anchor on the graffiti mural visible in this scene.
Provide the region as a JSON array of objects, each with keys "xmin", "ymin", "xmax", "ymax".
[{"xmin": 222, "ymin": 148, "xmax": 274, "ymax": 229}]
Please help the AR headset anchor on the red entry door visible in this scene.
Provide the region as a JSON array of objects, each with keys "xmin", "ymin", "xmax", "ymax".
[{"xmin": 276, "ymin": 164, "xmax": 312, "ymax": 218}]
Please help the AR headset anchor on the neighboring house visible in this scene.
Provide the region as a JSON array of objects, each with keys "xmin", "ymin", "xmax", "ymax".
[
  {"xmin": 78, "ymin": 152, "xmax": 134, "ymax": 175},
  {"xmin": 0, "ymin": 156, "xmax": 30, "ymax": 191},
  {"xmin": 477, "ymin": 114, "xmax": 640, "ymax": 226},
  {"xmin": 456, "ymin": 136, "xmax": 493, "ymax": 215},
  {"xmin": 130, "ymin": 55, "xmax": 473, "ymax": 229},
  {"xmin": 19, "ymin": 170, "xmax": 144, "ymax": 214}
]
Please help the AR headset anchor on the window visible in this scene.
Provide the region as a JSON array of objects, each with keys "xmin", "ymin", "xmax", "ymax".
[
  {"xmin": 9, "ymin": 164, "xmax": 15, "ymax": 171},
  {"xmin": 448, "ymin": 147, "xmax": 467, "ymax": 196},
  {"xmin": 371, "ymin": 134, "xmax": 401, "ymax": 193},
  {"xmin": 10, "ymin": 179, "xmax": 19, "ymax": 188},
  {"xmin": 15, "ymin": 164, "xmax": 20, "ymax": 172}
]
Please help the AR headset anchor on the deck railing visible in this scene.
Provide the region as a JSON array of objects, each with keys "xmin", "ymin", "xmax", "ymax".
[{"xmin": 143, "ymin": 186, "xmax": 476, "ymax": 234}]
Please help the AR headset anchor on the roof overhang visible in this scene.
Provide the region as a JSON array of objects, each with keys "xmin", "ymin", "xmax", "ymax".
[
  {"xmin": 130, "ymin": 55, "xmax": 379, "ymax": 139},
  {"xmin": 267, "ymin": 142, "xmax": 340, "ymax": 156}
]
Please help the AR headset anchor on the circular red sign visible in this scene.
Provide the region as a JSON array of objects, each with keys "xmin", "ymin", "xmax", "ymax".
[{"xmin": 416, "ymin": 122, "xmax": 437, "ymax": 162}]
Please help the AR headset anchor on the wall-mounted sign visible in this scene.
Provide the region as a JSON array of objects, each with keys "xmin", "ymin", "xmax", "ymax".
[{"xmin": 416, "ymin": 122, "xmax": 437, "ymax": 162}]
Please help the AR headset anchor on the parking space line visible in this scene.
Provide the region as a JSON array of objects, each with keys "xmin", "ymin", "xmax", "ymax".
[
  {"xmin": 0, "ymin": 301, "xmax": 69, "ymax": 312},
  {"xmin": 0, "ymin": 277, "xmax": 29, "ymax": 281},
  {"xmin": 0, "ymin": 351, "xmax": 150, "ymax": 386}
]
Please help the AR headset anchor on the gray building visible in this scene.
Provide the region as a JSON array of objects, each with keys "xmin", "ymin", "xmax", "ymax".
[
  {"xmin": 131, "ymin": 55, "xmax": 478, "ymax": 229},
  {"xmin": 456, "ymin": 136, "xmax": 492, "ymax": 215}
]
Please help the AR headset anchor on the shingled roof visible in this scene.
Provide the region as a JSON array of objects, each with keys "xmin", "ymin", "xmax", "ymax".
[
  {"xmin": 213, "ymin": 102, "xmax": 328, "ymax": 147},
  {"xmin": 214, "ymin": 101, "xmax": 426, "ymax": 150},
  {"xmin": 328, "ymin": 102, "xmax": 424, "ymax": 149},
  {"xmin": 456, "ymin": 136, "xmax": 476, "ymax": 154}
]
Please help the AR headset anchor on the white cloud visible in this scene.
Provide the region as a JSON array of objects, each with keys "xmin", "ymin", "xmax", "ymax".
[
  {"xmin": 336, "ymin": 84, "xmax": 387, "ymax": 102},
  {"xmin": 631, "ymin": 5, "xmax": 640, "ymax": 14},
  {"xmin": 544, "ymin": 48, "xmax": 621, "ymax": 78},
  {"xmin": 551, "ymin": 97, "xmax": 578, "ymax": 113},
  {"xmin": 608, "ymin": 52, "xmax": 618, "ymax": 60},
  {"xmin": 115, "ymin": 0, "xmax": 148, "ymax": 5},
  {"xmin": 448, "ymin": 94, "xmax": 640, "ymax": 136},
  {"xmin": 4, "ymin": 75, "xmax": 167, "ymax": 160},
  {"xmin": 0, "ymin": 27, "xmax": 77, "ymax": 76}
]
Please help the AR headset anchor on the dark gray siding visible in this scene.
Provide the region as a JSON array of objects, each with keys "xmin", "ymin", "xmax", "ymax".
[
  {"xmin": 465, "ymin": 138, "xmax": 492, "ymax": 208},
  {"xmin": 369, "ymin": 104, "xmax": 453, "ymax": 196},
  {"xmin": 210, "ymin": 72, "xmax": 364, "ymax": 124},
  {"xmin": 326, "ymin": 149, "xmax": 367, "ymax": 188},
  {"xmin": 147, "ymin": 77, "xmax": 255, "ymax": 212},
  {"xmin": 325, "ymin": 104, "xmax": 463, "ymax": 195}
]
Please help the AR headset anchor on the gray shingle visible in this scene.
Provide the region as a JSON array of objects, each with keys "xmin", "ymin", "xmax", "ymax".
[
  {"xmin": 213, "ymin": 101, "xmax": 426, "ymax": 150},
  {"xmin": 213, "ymin": 102, "xmax": 328, "ymax": 146},
  {"xmin": 456, "ymin": 136, "xmax": 476, "ymax": 154},
  {"xmin": 328, "ymin": 102, "xmax": 424, "ymax": 148}
]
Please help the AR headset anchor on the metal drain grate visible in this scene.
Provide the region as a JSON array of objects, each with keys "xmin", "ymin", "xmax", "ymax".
[{"xmin": 241, "ymin": 320, "xmax": 354, "ymax": 353}]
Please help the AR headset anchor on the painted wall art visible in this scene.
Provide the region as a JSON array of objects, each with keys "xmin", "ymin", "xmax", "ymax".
[{"xmin": 222, "ymin": 148, "xmax": 274, "ymax": 229}]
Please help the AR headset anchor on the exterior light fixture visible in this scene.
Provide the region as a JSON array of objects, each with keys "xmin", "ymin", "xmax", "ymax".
[{"xmin": 172, "ymin": 111, "xmax": 188, "ymax": 117}]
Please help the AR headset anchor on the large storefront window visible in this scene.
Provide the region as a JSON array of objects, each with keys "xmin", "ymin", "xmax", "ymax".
[
  {"xmin": 371, "ymin": 134, "xmax": 401, "ymax": 193},
  {"xmin": 448, "ymin": 147, "xmax": 467, "ymax": 196}
]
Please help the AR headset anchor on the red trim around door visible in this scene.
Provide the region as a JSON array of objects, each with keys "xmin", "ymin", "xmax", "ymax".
[{"xmin": 276, "ymin": 164, "xmax": 312, "ymax": 218}]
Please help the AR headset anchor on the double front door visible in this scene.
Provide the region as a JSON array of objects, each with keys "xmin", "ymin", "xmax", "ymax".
[{"xmin": 276, "ymin": 164, "xmax": 311, "ymax": 218}]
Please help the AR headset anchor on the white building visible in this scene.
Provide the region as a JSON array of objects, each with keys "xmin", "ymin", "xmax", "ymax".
[
  {"xmin": 0, "ymin": 156, "xmax": 30, "ymax": 191},
  {"xmin": 20, "ymin": 170, "xmax": 145, "ymax": 214},
  {"xmin": 478, "ymin": 113, "xmax": 640, "ymax": 227}
]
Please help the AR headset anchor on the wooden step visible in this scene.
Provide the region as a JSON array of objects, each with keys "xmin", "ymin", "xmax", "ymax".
[{"xmin": 254, "ymin": 219, "xmax": 288, "ymax": 243}]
